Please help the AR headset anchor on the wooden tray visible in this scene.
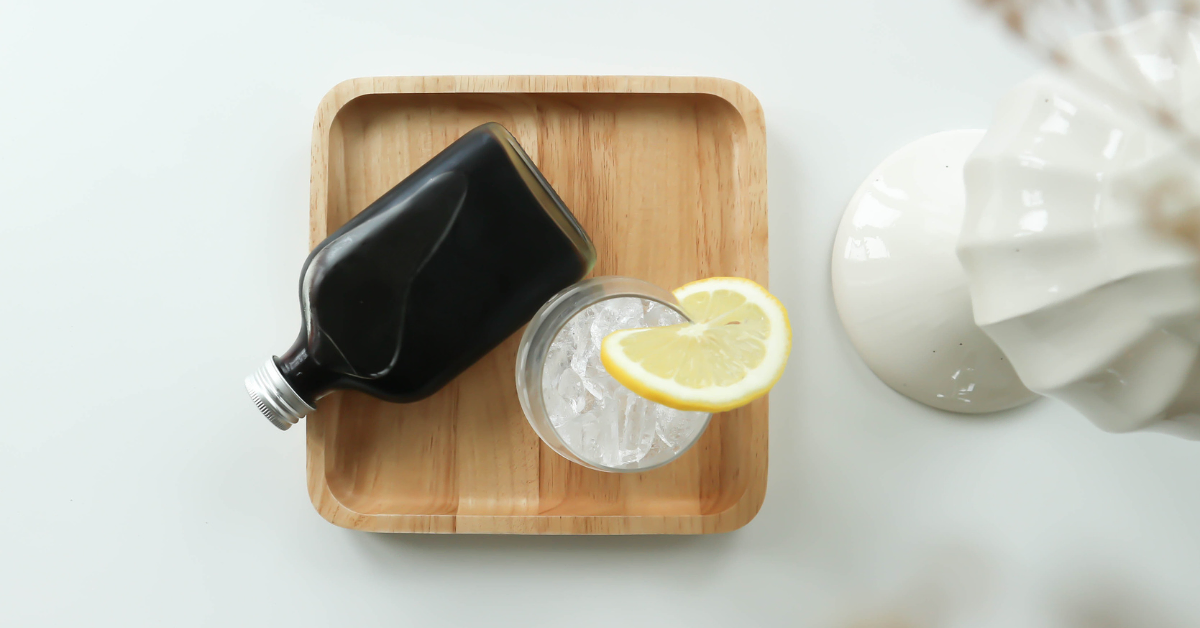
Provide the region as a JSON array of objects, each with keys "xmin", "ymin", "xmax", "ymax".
[{"xmin": 306, "ymin": 76, "xmax": 768, "ymax": 534}]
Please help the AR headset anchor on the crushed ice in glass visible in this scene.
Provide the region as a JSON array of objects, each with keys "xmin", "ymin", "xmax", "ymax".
[{"xmin": 541, "ymin": 297, "xmax": 710, "ymax": 469}]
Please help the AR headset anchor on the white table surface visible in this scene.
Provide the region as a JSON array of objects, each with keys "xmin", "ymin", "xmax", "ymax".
[{"xmin": 3, "ymin": 1, "xmax": 1198, "ymax": 626}]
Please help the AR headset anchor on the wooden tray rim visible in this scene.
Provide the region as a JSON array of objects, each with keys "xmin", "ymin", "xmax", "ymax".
[{"xmin": 306, "ymin": 75, "xmax": 768, "ymax": 535}]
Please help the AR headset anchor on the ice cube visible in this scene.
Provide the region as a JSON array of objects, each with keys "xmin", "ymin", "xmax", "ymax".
[
  {"xmin": 655, "ymin": 405, "xmax": 708, "ymax": 451},
  {"xmin": 616, "ymin": 389, "xmax": 656, "ymax": 464},
  {"xmin": 645, "ymin": 300, "xmax": 687, "ymax": 327},
  {"xmin": 555, "ymin": 409, "xmax": 584, "ymax": 449},
  {"xmin": 579, "ymin": 410, "xmax": 619, "ymax": 467}
]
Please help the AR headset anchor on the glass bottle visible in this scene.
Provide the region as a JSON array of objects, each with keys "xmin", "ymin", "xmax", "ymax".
[{"xmin": 246, "ymin": 123, "xmax": 596, "ymax": 430}]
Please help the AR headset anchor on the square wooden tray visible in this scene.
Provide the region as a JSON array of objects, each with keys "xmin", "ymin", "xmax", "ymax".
[{"xmin": 306, "ymin": 76, "xmax": 768, "ymax": 534}]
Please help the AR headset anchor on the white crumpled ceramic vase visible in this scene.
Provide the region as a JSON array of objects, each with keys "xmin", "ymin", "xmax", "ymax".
[{"xmin": 958, "ymin": 12, "xmax": 1200, "ymax": 436}]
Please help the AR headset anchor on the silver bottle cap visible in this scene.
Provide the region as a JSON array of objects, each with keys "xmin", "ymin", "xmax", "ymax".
[{"xmin": 245, "ymin": 357, "xmax": 316, "ymax": 431}]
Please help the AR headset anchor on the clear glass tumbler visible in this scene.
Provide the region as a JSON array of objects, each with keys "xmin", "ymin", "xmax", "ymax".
[{"xmin": 515, "ymin": 276, "xmax": 714, "ymax": 472}]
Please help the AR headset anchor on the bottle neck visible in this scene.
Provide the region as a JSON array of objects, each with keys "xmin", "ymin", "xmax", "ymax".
[{"xmin": 277, "ymin": 334, "xmax": 340, "ymax": 405}]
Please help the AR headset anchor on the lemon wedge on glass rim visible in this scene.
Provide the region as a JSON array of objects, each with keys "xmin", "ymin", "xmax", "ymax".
[{"xmin": 600, "ymin": 277, "xmax": 791, "ymax": 413}]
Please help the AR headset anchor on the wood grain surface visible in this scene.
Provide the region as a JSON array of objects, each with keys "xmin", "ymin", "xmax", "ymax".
[{"xmin": 305, "ymin": 76, "xmax": 768, "ymax": 534}]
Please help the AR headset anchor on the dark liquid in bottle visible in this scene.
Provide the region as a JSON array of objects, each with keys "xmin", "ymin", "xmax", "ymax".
[{"xmin": 276, "ymin": 123, "xmax": 595, "ymax": 405}]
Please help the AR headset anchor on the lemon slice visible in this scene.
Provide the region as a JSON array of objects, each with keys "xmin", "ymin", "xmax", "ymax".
[{"xmin": 600, "ymin": 277, "xmax": 791, "ymax": 412}]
